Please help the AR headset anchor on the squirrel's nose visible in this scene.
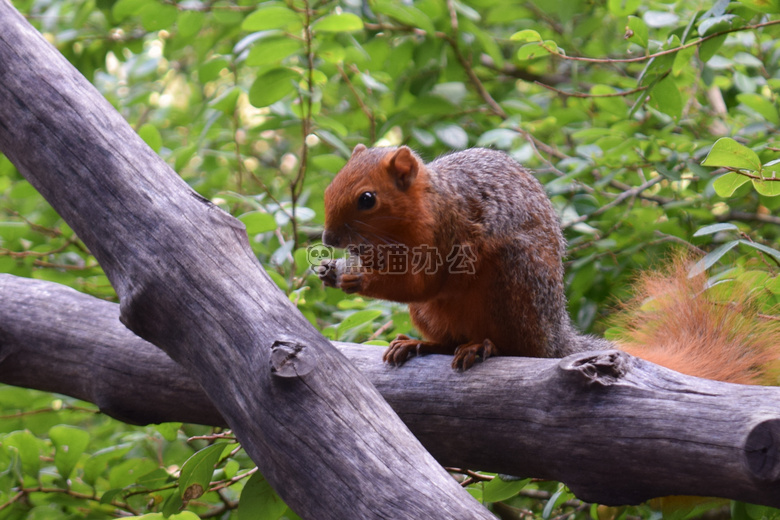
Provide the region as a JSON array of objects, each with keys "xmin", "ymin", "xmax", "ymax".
[{"xmin": 322, "ymin": 229, "xmax": 342, "ymax": 248}]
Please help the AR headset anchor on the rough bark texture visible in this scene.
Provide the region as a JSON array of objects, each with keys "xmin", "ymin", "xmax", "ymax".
[
  {"xmin": 2, "ymin": 274, "xmax": 780, "ymax": 507},
  {"xmin": 0, "ymin": 3, "xmax": 493, "ymax": 518}
]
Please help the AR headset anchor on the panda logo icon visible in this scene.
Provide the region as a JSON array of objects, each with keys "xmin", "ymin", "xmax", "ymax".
[{"xmin": 306, "ymin": 244, "xmax": 334, "ymax": 269}]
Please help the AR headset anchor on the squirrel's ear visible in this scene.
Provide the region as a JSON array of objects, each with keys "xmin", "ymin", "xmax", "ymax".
[
  {"xmin": 386, "ymin": 146, "xmax": 418, "ymax": 191},
  {"xmin": 351, "ymin": 144, "xmax": 367, "ymax": 156}
]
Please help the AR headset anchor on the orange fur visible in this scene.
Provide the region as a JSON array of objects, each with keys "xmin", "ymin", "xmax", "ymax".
[{"xmin": 612, "ymin": 258, "xmax": 780, "ymax": 385}]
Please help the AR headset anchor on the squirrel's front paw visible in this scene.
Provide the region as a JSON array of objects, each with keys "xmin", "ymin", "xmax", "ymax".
[
  {"xmin": 337, "ymin": 272, "xmax": 363, "ymax": 293},
  {"xmin": 317, "ymin": 259, "xmax": 363, "ymax": 293},
  {"xmin": 316, "ymin": 259, "xmax": 339, "ymax": 288}
]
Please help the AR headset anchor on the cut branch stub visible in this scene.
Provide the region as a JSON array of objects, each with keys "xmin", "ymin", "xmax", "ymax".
[
  {"xmin": 745, "ymin": 418, "xmax": 780, "ymax": 481},
  {"xmin": 270, "ymin": 339, "xmax": 318, "ymax": 378}
]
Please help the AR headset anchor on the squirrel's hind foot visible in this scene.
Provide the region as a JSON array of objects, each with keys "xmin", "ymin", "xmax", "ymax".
[
  {"xmin": 383, "ymin": 334, "xmax": 425, "ymax": 366},
  {"xmin": 383, "ymin": 334, "xmax": 451, "ymax": 366},
  {"xmin": 452, "ymin": 339, "xmax": 498, "ymax": 371}
]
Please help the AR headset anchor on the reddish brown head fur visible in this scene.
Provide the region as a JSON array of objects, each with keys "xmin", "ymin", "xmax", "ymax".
[{"xmin": 322, "ymin": 145, "xmax": 436, "ymax": 253}]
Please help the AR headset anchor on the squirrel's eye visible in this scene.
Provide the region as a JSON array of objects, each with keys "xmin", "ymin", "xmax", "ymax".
[{"xmin": 357, "ymin": 191, "xmax": 376, "ymax": 210}]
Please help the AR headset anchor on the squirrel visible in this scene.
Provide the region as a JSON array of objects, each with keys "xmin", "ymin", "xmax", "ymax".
[{"xmin": 319, "ymin": 144, "xmax": 779, "ymax": 383}]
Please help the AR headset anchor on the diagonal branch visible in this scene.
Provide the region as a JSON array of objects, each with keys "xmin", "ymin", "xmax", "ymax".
[{"xmin": 0, "ymin": 3, "xmax": 491, "ymax": 518}]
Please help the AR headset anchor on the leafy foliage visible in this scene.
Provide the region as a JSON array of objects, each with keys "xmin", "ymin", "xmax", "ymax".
[{"xmin": 2, "ymin": 0, "xmax": 780, "ymax": 517}]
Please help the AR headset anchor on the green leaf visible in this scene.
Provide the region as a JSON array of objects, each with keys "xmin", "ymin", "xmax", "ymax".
[
  {"xmin": 112, "ymin": 0, "xmax": 151, "ymax": 20},
  {"xmin": 591, "ymin": 85, "xmax": 627, "ymax": 117},
  {"xmin": 162, "ymin": 492, "xmax": 184, "ymax": 516},
  {"xmin": 435, "ymin": 124, "xmax": 469, "ymax": 149},
  {"xmin": 689, "ymin": 240, "xmax": 739, "ymax": 276},
  {"xmin": 313, "ymin": 12, "xmax": 364, "ymax": 33},
  {"xmin": 764, "ymin": 159, "xmax": 780, "ymax": 174},
  {"xmin": 260, "ymin": 269, "xmax": 286, "ymax": 293},
  {"xmin": 767, "ymin": 276, "xmax": 780, "ymax": 295},
  {"xmin": 310, "ymin": 153, "xmax": 346, "ymax": 173},
  {"xmin": 702, "ymin": 138, "xmax": 761, "ymax": 172},
  {"xmin": 213, "ymin": 7, "xmax": 244, "ymax": 25},
  {"xmin": 317, "ymin": 41, "xmax": 347, "ymax": 64},
  {"xmin": 177, "ymin": 11, "xmax": 205, "ymax": 39},
  {"xmin": 752, "ymin": 178, "xmax": 780, "ymax": 197},
  {"xmin": 83, "ymin": 443, "xmax": 133, "ymax": 485},
  {"xmin": 100, "ymin": 489, "xmax": 124, "ymax": 505},
  {"xmin": 109, "ymin": 458, "xmax": 159, "ymax": 489},
  {"xmin": 138, "ymin": 123, "xmax": 162, "ymax": 153},
  {"xmin": 139, "ymin": 3, "xmax": 178, "ymax": 31},
  {"xmin": 153, "ymin": 423, "xmax": 181, "ymax": 442},
  {"xmin": 648, "ymin": 75, "xmax": 682, "ymax": 119},
  {"xmin": 372, "ymin": 0, "xmax": 436, "ymax": 34},
  {"xmin": 640, "ymin": 35, "xmax": 679, "ymax": 84},
  {"xmin": 242, "ymin": 4, "xmax": 301, "ymax": 31},
  {"xmin": 337, "ymin": 298, "xmax": 367, "ymax": 310},
  {"xmin": 123, "ymin": 512, "xmax": 201, "ymax": 520},
  {"xmin": 199, "ymin": 58, "xmax": 230, "ymax": 83},
  {"xmin": 608, "ymin": 0, "xmax": 640, "ymax": 16},
  {"xmin": 238, "ymin": 472, "xmax": 287, "ymax": 520},
  {"xmin": 240, "ymin": 211, "xmax": 277, "ymax": 235},
  {"xmin": 179, "ymin": 443, "xmax": 227, "ymax": 502},
  {"xmin": 248, "ymin": 68, "xmax": 299, "ymax": 108},
  {"xmin": 516, "ymin": 40, "xmax": 558, "ymax": 61},
  {"xmin": 477, "ymin": 129, "xmax": 520, "ymax": 149},
  {"xmin": 672, "ymin": 45, "xmax": 697, "ymax": 75},
  {"xmin": 739, "ymin": 240, "xmax": 780, "ymax": 262},
  {"xmin": 713, "ymin": 172, "xmax": 751, "ymax": 197},
  {"xmin": 50, "ymin": 425, "xmax": 90, "ymax": 480},
  {"xmin": 543, "ymin": 486, "xmax": 573, "ymax": 519},
  {"xmin": 510, "ymin": 29, "xmax": 542, "ymax": 42},
  {"xmin": 136, "ymin": 468, "xmax": 174, "ymax": 488},
  {"xmin": 337, "ymin": 309, "xmax": 383, "ymax": 334},
  {"xmin": 246, "ymin": 38, "xmax": 302, "ymax": 67},
  {"xmin": 483, "ymin": 477, "xmax": 530, "ymax": 503},
  {"xmin": 736, "ymin": 93, "xmax": 780, "ymax": 125},
  {"xmin": 3, "ymin": 431, "xmax": 41, "ymax": 478},
  {"xmin": 626, "ymin": 16, "xmax": 648, "ymax": 47},
  {"xmin": 737, "ymin": 0, "xmax": 780, "ymax": 13},
  {"xmin": 699, "ymin": 34, "xmax": 725, "ymax": 62},
  {"xmin": 698, "ymin": 14, "xmax": 739, "ymax": 37},
  {"xmin": 463, "ymin": 19, "xmax": 504, "ymax": 68},
  {"xmin": 693, "ymin": 223, "xmax": 738, "ymax": 237},
  {"xmin": 210, "ymin": 87, "xmax": 241, "ymax": 115}
]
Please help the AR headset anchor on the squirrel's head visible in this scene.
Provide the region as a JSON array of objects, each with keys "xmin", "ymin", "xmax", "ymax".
[{"xmin": 322, "ymin": 144, "xmax": 430, "ymax": 251}]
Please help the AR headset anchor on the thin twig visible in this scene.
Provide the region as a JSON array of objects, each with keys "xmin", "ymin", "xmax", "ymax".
[
  {"xmin": 535, "ymin": 81, "xmax": 647, "ymax": 99},
  {"xmin": 549, "ymin": 19, "xmax": 780, "ymax": 64},
  {"xmin": 338, "ymin": 64, "xmax": 376, "ymax": 143},
  {"xmin": 562, "ymin": 176, "xmax": 665, "ymax": 229}
]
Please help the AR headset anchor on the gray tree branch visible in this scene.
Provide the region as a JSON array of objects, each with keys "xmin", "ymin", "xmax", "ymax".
[
  {"xmin": 2, "ymin": 274, "xmax": 780, "ymax": 507},
  {"xmin": 0, "ymin": 2, "xmax": 492, "ymax": 518}
]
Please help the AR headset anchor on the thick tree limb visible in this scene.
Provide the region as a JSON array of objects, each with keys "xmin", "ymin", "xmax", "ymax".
[
  {"xmin": 2, "ymin": 274, "xmax": 780, "ymax": 507},
  {"xmin": 0, "ymin": 3, "xmax": 492, "ymax": 518}
]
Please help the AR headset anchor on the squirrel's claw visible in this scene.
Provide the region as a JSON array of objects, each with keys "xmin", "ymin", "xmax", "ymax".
[
  {"xmin": 383, "ymin": 334, "xmax": 418, "ymax": 366},
  {"xmin": 452, "ymin": 339, "xmax": 497, "ymax": 371}
]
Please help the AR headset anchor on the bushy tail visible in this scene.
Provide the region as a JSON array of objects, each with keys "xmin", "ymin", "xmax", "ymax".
[{"xmin": 610, "ymin": 258, "xmax": 780, "ymax": 386}]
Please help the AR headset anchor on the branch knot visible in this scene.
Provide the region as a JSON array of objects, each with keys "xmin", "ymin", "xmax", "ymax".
[{"xmin": 558, "ymin": 350, "xmax": 631, "ymax": 387}]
